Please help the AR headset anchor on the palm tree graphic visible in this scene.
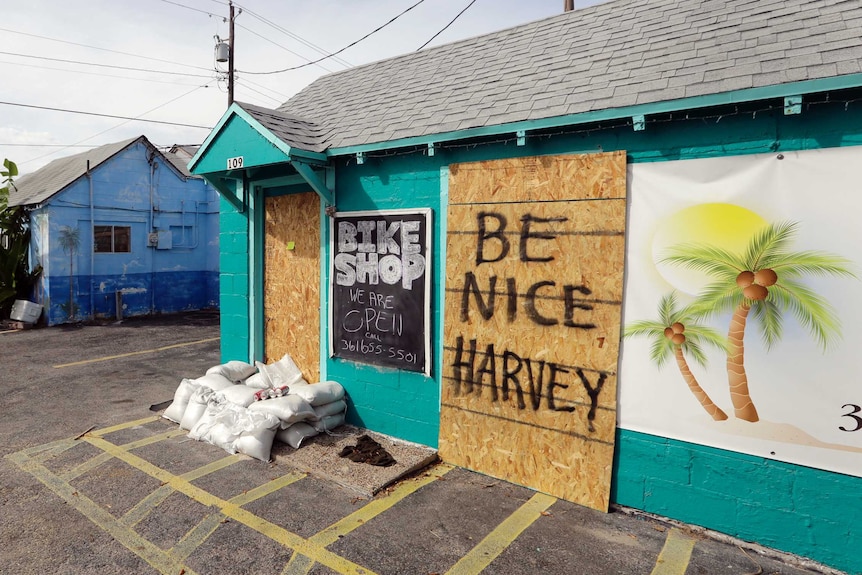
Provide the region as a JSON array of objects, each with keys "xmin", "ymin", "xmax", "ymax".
[
  {"xmin": 625, "ymin": 291, "xmax": 729, "ymax": 421},
  {"xmin": 663, "ymin": 221, "xmax": 854, "ymax": 422}
]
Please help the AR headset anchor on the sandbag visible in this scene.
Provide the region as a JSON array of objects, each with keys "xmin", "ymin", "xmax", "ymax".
[
  {"xmin": 256, "ymin": 352, "xmax": 307, "ymax": 388},
  {"xmin": 188, "ymin": 401, "xmax": 244, "ymax": 449},
  {"xmin": 188, "ymin": 400, "xmax": 226, "ymax": 441},
  {"xmin": 243, "ymin": 372, "xmax": 269, "ymax": 389},
  {"xmin": 189, "ymin": 401, "xmax": 280, "ymax": 460},
  {"xmin": 163, "ymin": 378, "xmax": 199, "ymax": 423},
  {"xmin": 219, "ymin": 385, "xmax": 259, "ymax": 408},
  {"xmin": 181, "ymin": 386, "xmax": 218, "ymax": 430},
  {"xmin": 313, "ymin": 413, "xmax": 345, "ymax": 433},
  {"xmin": 248, "ymin": 395, "xmax": 316, "ymax": 428},
  {"xmin": 288, "ymin": 381, "xmax": 345, "ymax": 407},
  {"xmin": 194, "ymin": 373, "xmax": 234, "ymax": 392},
  {"xmin": 313, "ymin": 399, "xmax": 347, "ymax": 419},
  {"xmin": 276, "ymin": 422, "xmax": 318, "ymax": 449},
  {"xmin": 206, "ymin": 360, "xmax": 257, "ymax": 383},
  {"xmin": 234, "ymin": 413, "xmax": 280, "ymax": 461}
]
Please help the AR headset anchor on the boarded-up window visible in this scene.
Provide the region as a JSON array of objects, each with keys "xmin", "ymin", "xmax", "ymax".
[
  {"xmin": 94, "ymin": 225, "xmax": 131, "ymax": 253},
  {"xmin": 439, "ymin": 152, "xmax": 627, "ymax": 512}
]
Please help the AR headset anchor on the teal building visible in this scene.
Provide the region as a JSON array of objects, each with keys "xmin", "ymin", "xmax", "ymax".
[{"xmin": 191, "ymin": 2, "xmax": 862, "ymax": 572}]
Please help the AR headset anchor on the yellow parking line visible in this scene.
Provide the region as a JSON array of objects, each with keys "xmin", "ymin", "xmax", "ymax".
[
  {"xmin": 650, "ymin": 528, "xmax": 696, "ymax": 575},
  {"xmin": 445, "ymin": 492, "xmax": 557, "ymax": 575},
  {"xmin": 7, "ymin": 451, "xmax": 201, "ymax": 575},
  {"xmin": 167, "ymin": 472, "xmax": 306, "ymax": 560},
  {"xmin": 121, "ymin": 455, "xmax": 242, "ymax": 528},
  {"xmin": 85, "ymin": 435, "xmax": 378, "ymax": 575},
  {"xmin": 21, "ymin": 437, "xmax": 77, "ymax": 460},
  {"xmin": 170, "ymin": 513, "xmax": 227, "ymax": 562},
  {"xmin": 282, "ymin": 463, "xmax": 453, "ymax": 575},
  {"xmin": 230, "ymin": 471, "xmax": 307, "ymax": 507},
  {"xmin": 53, "ymin": 337, "xmax": 220, "ymax": 368},
  {"xmin": 90, "ymin": 416, "xmax": 161, "ymax": 437},
  {"xmin": 63, "ymin": 428, "xmax": 187, "ymax": 481}
]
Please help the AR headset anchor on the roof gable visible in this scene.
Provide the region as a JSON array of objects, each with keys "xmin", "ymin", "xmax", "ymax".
[
  {"xmin": 188, "ymin": 102, "xmax": 327, "ymax": 175},
  {"xmin": 9, "ymin": 136, "xmax": 195, "ymax": 207},
  {"xmin": 275, "ymin": 0, "xmax": 862, "ymax": 152}
]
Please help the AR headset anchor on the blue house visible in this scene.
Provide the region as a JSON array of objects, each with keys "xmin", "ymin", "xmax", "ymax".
[
  {"xmin": 9, "ymin": 136, "xmax": 219, "ymax": 325},
  {"xmin": 189, "ymin": 1, "xmax": 862, "ymax": 572}
]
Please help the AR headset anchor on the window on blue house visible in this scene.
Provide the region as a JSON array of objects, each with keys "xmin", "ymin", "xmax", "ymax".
[{"xmin": 94, "ymin": 225, "xmax": 131, "ymax": 253}]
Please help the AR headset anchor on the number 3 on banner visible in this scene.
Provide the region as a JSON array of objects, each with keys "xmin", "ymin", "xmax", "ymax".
[{"xmin": 839, "ymin": 403, "xmax": 862, "ymax": 432}]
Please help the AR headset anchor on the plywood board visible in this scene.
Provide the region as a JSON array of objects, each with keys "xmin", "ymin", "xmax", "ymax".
[
  {"xmin": 264, "ymin": 192, "xmax": 320, "ymax": 382},
  {"xmin": 440, "ymin": 151, "xmax": 627, "ymax": 511}
]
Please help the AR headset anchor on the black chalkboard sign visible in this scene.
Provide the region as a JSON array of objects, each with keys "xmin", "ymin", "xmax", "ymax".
[{"xmin": 330, "ymin": 209, "xmax": 432, "ymax": 374}]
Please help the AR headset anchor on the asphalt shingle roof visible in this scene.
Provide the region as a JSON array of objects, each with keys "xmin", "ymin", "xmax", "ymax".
[
  {"xmin": 9, "ymin": 136, "xmax": 194, "ymax": 207},
  {"xmin": 239, "ymin": 102, "xmax": 330, "ymax": 154},
  {"xmin": 273, "ymin": 0, "xmax": 862, "ymax": 152}
]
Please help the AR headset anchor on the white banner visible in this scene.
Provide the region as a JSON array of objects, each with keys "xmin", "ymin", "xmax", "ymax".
[{"xmin": 619, "ymin": 147, "xmax": 862, "ymax": 477}]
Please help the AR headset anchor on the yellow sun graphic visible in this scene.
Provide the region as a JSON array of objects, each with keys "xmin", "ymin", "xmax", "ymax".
[{"xmin": 652, "ymin": 203, "xmax": 768, "ymax": 294}]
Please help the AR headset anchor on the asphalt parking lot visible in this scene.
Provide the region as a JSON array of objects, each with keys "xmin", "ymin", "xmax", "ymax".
[{"xmin": 0, "ymin": 313, "xmax": 839, "ymax": 575}]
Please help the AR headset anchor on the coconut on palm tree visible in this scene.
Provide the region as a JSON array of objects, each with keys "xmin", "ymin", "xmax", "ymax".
[
  {"xmin": 663, "ymin": 221, "xmax": 854, "ymax": 422},
  {"xmin": 625, "ymin": 291, "xmax": 729, "ymax": 421}
]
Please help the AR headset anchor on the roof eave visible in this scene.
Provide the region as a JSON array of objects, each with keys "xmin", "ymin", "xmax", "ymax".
[{"xmin": 326, "ymin": 73, "xmax": 862, "ymax": 157}]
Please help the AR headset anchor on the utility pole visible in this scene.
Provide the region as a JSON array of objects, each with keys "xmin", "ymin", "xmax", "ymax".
[
  {"xmin": 214, "ymin": 2, "xmax": 239, "ymax": 107},
  {"xmin": 228, "ymin": 0, "xmax": 235, "ymax": 106}
]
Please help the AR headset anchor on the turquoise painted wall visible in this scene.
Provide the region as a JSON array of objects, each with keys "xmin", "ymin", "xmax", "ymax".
[
  {"xmin": 209, "ymin": 92, "xmax": 862, "ymax": 573},
  {"xmin": 325, "ymin": 96, "xmax": 862, "ymax": 574},
  {"xmin": 613, "ymin": 430, "xmax": 860, "ymax": 574},
  {"xmin": 325, "ymin": 163, "xmax": 445, "ymax": 447},
  {"xmin": 218, "ymin": 194, "xmax": 250, "ymax": 361}
]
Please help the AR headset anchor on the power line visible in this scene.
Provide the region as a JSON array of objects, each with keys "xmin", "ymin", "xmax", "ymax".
[
  {"xmin": 238, "ymin": 0, "xmax": 426, "ymax": 75},
  {"xmin": 0, "ymin": 27, "xmax": 212, "ymax": 73},
  {"xmin": 236, "ymin": 23, "xmax": 338, "ymax": 74},
  {"xmin": 155, "ymin": 0, "xmax": 221, "ymax": 19},
  {"xmin": 18, "ymin": 84, "xmax": 212, "ymax": 167},
  {"xmin": 155, "ymin": 0, "xmax": 347, "ymax": 74},
  {"xmin": 0, "ymin": 59, "xmax": 204, "ymax": 87},
  {"xmin": 0, "ymin": 101, "xmax": 212, "ymax": 129},
  {"xmin": 234, "ymin": 78, "xmax": 282, "ymax": 105},
  {"xmin": 417, "ymin": 0, "xmax": 478, "ymax": 51},
  {"xmin": 0, "ymin": 50, "xmax": 212, "ymax": 79},
  {"xmin": 236, "ymin": 5, "xmax": 352, "ymax": 69},
  {"xmin": 0, "ymin": 144, "xmax": 96, "ymax": 148}
]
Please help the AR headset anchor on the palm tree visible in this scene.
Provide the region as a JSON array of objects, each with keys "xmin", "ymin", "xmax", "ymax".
[
  {"xmin": 57, "ymin": 226, "xmax": 81, "ymax": 321},
  {"xmin": 664, "ymin": 221, "xmax": 854, "ymax": 422},
  {"xmin": 625, "ymin": 292, "xmax": 729, "ymax": 421}
]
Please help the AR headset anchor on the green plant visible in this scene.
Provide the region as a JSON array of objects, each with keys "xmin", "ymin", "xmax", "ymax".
[{"xmin": 0, "ymin": 160, "xmax": 41, "ymax": 318}]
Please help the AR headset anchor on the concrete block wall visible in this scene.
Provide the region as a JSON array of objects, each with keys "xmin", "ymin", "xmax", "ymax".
[
  {"xmin": 218, "ymin": 195, "xmax": 250, "ymax": 361},
  {"xmin": 613, "ymin": 429, "xmax": 860, "ymax": 573},
  {"xmin": 208, "ymin": 92, "xmax": 862, "ymax": 573}
]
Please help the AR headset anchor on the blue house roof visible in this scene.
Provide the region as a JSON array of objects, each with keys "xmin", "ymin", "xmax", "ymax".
[{"xmin": 10, "ymin": 136, "xmax": 196, "ymax": 208}]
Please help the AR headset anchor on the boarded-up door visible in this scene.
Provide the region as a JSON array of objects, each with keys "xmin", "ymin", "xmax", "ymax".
[
  {"xmin": 439, "ymin": 152, "xmax": 627, "ymax": 511},
  {"xmin": 264, "ymin": 192, "xmax": 320, "ymax": 382}
]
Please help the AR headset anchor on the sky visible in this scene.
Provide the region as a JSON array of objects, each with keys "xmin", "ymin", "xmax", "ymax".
[{"xmin": 1, "ymin": 0, "xmax": 608, "ymax": 176}]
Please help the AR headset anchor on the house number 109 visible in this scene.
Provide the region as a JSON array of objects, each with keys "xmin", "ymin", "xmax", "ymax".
[{"xmin": 227, "ymin": 156, "xmax": 244, "ymax": 170}]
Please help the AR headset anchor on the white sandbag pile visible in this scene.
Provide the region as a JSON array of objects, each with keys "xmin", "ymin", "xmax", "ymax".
[{"xmin": 163, "ymin": 353, "xmax": 347, "ymax": 461}]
